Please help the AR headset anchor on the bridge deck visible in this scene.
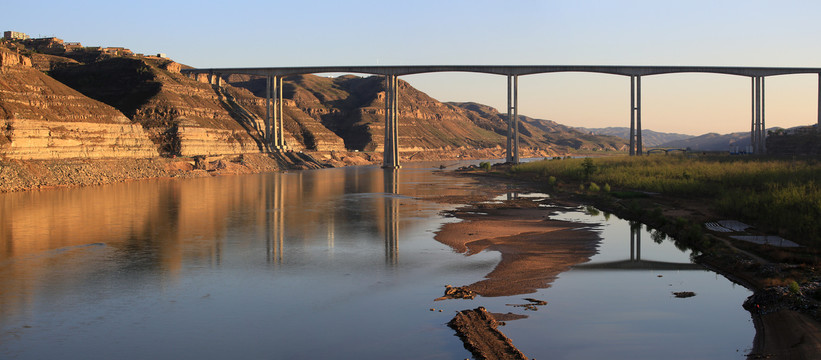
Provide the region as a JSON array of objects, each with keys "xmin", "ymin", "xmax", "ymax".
[{"xmin": 181, "ymin": 65, "xmax": 821, "ymax": 77}]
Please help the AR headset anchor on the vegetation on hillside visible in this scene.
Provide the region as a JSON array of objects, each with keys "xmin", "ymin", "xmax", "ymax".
[{"xmin": 511, "ymin": 155, "xmax": 821, "ymax": 246}]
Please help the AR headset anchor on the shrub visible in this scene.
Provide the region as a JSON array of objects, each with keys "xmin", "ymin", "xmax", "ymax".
[
  {"xmin": 589, "ymin": 182, "xmax": 601, "ymax": 192},
  {"xmin": 788, "ymin": 280, "xmax": 802, "ymax": 296},
  {"xmin": 603, "ymin": 183, "xmax": 611, "ymax": 193}
]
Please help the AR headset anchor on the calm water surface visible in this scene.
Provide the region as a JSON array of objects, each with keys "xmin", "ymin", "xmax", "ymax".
[{"xmin": 0, "ymin": 164, "xmax": 753, "ymax": 359}]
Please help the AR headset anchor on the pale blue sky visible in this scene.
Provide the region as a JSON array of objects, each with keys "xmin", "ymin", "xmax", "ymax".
[{"xmin": 4, "ymin": 0, "xmax": 821, "ymax": 134}]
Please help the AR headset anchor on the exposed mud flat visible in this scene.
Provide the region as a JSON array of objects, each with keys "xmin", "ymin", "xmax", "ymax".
[
  {"xmin": 448, "ymin": 307, "xmax": 528, "ymax": 360},
  {"xmin": 434, "ymin": 206, "xmax": 600, "ymax": 297}
]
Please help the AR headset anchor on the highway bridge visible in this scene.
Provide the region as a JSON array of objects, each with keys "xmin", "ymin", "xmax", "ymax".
[{"xmin": 182, "ymin": 65, "xmax": 821, "ymax": 168}]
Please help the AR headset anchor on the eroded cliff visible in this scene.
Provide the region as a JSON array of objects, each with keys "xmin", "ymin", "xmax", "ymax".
[
  {"xmin": 49, "ymin": 57, "xmax": 284, "ymax": 156},
  {"xmin": 0, "ymin": 47, "xmax": 157, "ymax": 159}
]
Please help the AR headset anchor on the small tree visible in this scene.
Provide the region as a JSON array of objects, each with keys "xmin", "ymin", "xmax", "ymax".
[
  {"xmin": 480, "ymin": 162, "xmax": 491, "ymax": 172},
  {"xmin": 581, "ymin": 157, "xmax": 596, "ymax": 179}
]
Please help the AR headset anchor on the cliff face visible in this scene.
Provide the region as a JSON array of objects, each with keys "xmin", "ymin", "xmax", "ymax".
[
  {"xmin": 50, "ymin": 57, "xmax": 291, "ymax": 156},
  {"xmin": 0, "ymin": 47, "xmax": 157, "ymax": 159},
  {"xmin": 233, "ymin": 75, "xmax": 504, "ymax": 151},
  {"xmin": 226, "ymin": 74, "xmax": 347, "ymax": 152}
]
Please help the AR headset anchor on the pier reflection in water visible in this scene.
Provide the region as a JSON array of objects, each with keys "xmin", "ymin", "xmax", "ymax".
[
  {"xmin": 384, "ymin": 168, "xmax": 400, "ymax": 265},
  {"xmin": 0, "ymin": 164, "xmax": 754, "ymax": 359}
]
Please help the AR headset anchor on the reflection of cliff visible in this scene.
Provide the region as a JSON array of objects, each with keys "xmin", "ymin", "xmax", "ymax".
[
  {"xmin": 0, "ymin": 166, "xmax": 447, "ymax": 324},
  {"xmin": 0, "ymin": 176, "xmax": 275, "ymax": 320}
]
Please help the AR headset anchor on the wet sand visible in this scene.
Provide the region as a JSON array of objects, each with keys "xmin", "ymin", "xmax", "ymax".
[{"xmin": 434, "ymin": 207, "xmax": 600, "ymax": 297}]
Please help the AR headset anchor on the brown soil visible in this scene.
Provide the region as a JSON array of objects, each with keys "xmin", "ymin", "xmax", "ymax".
[{"xmin": 448, "ymin": 307, "xmax": 528, "ymax": 360}]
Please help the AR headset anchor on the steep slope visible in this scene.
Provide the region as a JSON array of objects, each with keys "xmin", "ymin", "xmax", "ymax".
[
  {"xmin": 232, "ymin": 75, "xmax": 504, "ymax": 151},
  {"xmin": 231, "ymin": 75, "xmax": 626, "ymax": 153},
  {"xmin": 577, "ymin": 127, "xmax": 693, "ymax": 147},
  {"xmin": 0, "ymin": 47, "xmax": 157, "ymax": 159},
  {"xmin": 226, "ymin": 74, "xmax": 347, "ymax": 151},
  {"xmin": 50, "ymin": 57, "xmax": 301, "ymax": 156}
]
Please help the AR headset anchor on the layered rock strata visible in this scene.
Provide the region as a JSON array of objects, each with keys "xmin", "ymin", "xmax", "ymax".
[
  {"xmin": 50, "ymin": 57, "xmax": 286, "ymax": 156},
  {"xmin": 0, "ymin": 48, "xmax": 157, "ymax": 159}
]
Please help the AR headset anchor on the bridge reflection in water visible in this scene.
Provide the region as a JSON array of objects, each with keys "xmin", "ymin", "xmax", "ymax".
[
  {"xmin": 265, "ymin": 172, "xmax": 285, "ymax": 264},
  {"xmin": 573, "ymin": 222, "xmax": 705, "ymax": 271},
  {"xmin": 384, "ymin": 168, "xmax": 400, "ymax": 265},
  {"xmin": 261, "ymin": 168, "xmax": 404, "ymax": 266}
]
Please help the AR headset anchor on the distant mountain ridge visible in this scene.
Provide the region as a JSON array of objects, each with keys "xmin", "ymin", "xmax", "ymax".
[
  {"xmin": 658, "ymin": 132, "xmax": 750, "ymax": 151},
  {"xmin": 576, "ymin": 127, "xmax": 693, "ymax": 147}
]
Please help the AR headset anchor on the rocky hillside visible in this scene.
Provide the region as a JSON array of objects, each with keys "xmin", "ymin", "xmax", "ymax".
[
  {"xmin": 0, "ymin": 46, "xmax": 157, "ymax": 159},
  {"xmin": 452, "ymin": 102, "xmax": 627, "ymax": 152},
  {"xmin": 49, "ymin": 57, "xmax": 294, "ymax": 156},
  {"xmin": 229, "ymin": 75, "xmax": 627, "ymax": 154}
]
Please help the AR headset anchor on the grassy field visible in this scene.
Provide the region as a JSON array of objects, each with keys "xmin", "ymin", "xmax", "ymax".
[{"xmin": 510, "ymin": 154, "xmax": 821, "ymax": 246}]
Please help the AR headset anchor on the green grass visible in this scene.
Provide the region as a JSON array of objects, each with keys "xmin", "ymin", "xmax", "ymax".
[{"xmin": 512, "ymin": 155, "xmax": 821, "ymax": 246}]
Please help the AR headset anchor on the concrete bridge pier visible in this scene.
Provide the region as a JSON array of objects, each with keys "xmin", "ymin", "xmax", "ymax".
[
  {"xmin": 208, "ymin": 72, "xmax": 223, "ymax": 87},
  {"xmin": 506, "ymin": 75, "xmax": 520, "ymax": 164},
  {"xmin": 751, "ymin": 76, "xmax": 766, "ymax": 154},
  {"xmin": 383, "ymin": 74, "xmax": 400, "ymax": 169},
  {"xmin": 264, "ymin": 75, "xmax": 286, "ymax": 152},
  {"xmin": 629, "ymin": 75, "xmax": 643, "ymax": 156}
]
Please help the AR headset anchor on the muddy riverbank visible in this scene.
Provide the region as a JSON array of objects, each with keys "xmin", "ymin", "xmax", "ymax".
[{"xmin": 446, "ymin": 168, "xmax": 821, "ymax": 359}]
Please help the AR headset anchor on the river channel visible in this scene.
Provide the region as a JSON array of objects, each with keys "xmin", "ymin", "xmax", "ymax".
[{"xmin": 0, "ymin": 163, "xmax": 753, "ymax": 359}]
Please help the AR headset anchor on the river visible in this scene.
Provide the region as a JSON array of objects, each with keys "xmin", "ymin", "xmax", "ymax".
[{"xmin": 0, "ymin": 163, "xmax": 753, "ymax": 359}]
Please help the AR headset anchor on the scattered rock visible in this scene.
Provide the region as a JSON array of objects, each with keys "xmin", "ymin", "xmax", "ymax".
[
  {"xmin": 673, "ymin": 291, "xmax": 696, "ymax": 298},
  {"xmin": 435, "ymin": 285, "xmax": 476, "ymax": 301}
]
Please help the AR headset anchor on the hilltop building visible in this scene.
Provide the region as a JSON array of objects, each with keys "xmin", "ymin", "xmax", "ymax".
[
  {"xmin": 64, "ymin": 42, "xmax": 82, "ymax": 52},
  {"xmin": 101, "ymin": 47, "xmax": 133, "ymax": 56},
  {"xmin": 3, "ymin": 31, "xmax": 30, "ymax": 40}
]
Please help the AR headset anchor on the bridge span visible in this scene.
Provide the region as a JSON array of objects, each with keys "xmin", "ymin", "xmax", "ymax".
[{"xmin": 181, "ymin": 65, "xmax": 821, "ymax": 168}]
